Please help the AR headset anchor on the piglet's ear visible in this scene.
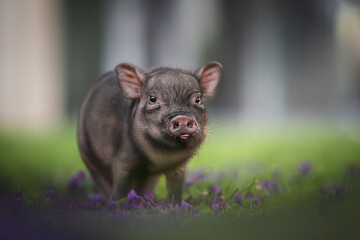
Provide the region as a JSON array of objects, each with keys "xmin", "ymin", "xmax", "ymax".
[
  {"xmin": 195, "ymin": 62, "xmax": 222, "ymax": 98},
  {"xmin": 115, "ymin": 63, "xmax": 145, "ymax": 99}
]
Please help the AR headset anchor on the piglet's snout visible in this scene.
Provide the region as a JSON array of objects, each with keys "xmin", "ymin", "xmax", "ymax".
[{"xmin": 169, "ymin": 116, "xmax": 198, "ymax": 139}]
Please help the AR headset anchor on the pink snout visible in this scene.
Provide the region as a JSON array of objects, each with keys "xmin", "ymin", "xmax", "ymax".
[{"xmin": 168, "ymin": 116, "xmax": 198, "ymax": 140}]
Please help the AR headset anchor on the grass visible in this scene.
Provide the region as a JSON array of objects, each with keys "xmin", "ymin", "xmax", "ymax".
[
  {"xmin": 1, "ymin": 122, "xmax": 360, "ymax": 239},
  {"xmin": 0, "ymin": 125, "xmax": 84, "ymax": 195}
]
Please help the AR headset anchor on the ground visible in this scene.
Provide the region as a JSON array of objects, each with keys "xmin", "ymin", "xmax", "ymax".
[{"xmin": 0, "ymin": 123, "xmax": 360, "ymax": 239}]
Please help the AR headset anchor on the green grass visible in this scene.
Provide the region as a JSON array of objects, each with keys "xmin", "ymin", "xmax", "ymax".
[
  {"xmin": 0, "ymin": 125, "xmax": 84, "ymax": 195},
  {"xmin": 1, "ymin": 123, "xmax": 360, "ymax": 239},
  {"xmin": 1, "ymin": 124, "xmax": 359, "ymax": 194},
  {"xmin": 0, "ymin": 123, "xmax": 358, "ymax": 211}
]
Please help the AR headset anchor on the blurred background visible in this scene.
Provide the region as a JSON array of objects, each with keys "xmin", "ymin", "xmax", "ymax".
[
  {"xmin": 1, "ymin": 0, "xmax": 359, "ymax": 131},
  {"xmin": 1, "ymin": 0, "xmax": 360, "ymax": 191},
  {"xmin": 1, "ymin": 2, "xmax": 360, "ymax": 238}
]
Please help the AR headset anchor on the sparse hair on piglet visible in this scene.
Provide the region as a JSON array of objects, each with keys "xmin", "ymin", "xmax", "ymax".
[{"xmin": 77, "ymin": 62, "xmax": 222, "ymax": 203}]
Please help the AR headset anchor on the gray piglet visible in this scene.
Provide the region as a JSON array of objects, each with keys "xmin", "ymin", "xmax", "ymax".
[{"xmin": 77, "ymin": 62, "xmax": 222, "ymax": 203}]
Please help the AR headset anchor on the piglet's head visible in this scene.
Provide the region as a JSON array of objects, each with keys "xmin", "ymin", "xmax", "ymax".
[{"xmin": 115, "ymin": 62, "xmax": 222, "ymax": 154}]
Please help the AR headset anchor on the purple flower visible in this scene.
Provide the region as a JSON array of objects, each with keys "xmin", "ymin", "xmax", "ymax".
[
  {"xmin": 179, "ymin": 200, "xmax": 192, "ymax": 211},
  {"xmin": 211, "ymin": 203, "xmax": 220, "ymax": 211},
  {"xmin": 299, "ymin": 162, "xmax": 312, "ymax": 176},
  {"xmin": 185, "ymin": 169, "xmax": 207, "ymax": 188},
  {"xmin": 143, "ymin": 193, "xmax": 153, "ymax": 202},
  {"xmin": 143, "ymin": 192, "xmax": 159, "ymax": 208},
  {"xmin": 211, "ymin": 196, "xmax": 227, "ymax": 212},
  {"xmin": 320, "ymin": 183, "xmax": 345, "ymax": 202},
  {"xmin": 251, "ymin": 196, "xmax": 260, "ymax": 207},
  {"xmin": 246, "ymin": 192, "xmax": 260, "ymax": 208},
  {"xmin": 44, "ymin": 183, "xmax": 64, "ymax": 201},
  {"xmin": 233, "ymin": 193, "xmax": 243, "ymax": 205},
  {"xmin": 127, "ymin": 189, "xmax": 145, "ymax": 209},
  {"xmin": 333, "ymin": 184, "xmax": 346, "ymax": 200},
  {"xmin": 106, "ymin": 200, "xmax": 118, "ymax": 211},
  {"xmin": 127, "ymin": 189, "xmax": 138, "ymax": 201},
  {"xmin": 185, "ymin": 180, "xmax": 193, "ymax": 187},
  {"xmin": 158, "ymin": 199, "xmax": 198, "ymax": 215},
  {"xmin": 191, "ymin": 169, "xmax": 206, "ymax": 182},
  {"xmin": 259, "ymin": 180, "xmax": 282, "ymax": 194},
  {"xmin": 46, "ymin": 187, "xmax": 56, "ymax": 200},
  {"xmin": 67, "ymin": 171, "xmax": 86, "ymax": 191},
  {"xmin": 169, "ymin": 203, "xmax": 179, "ymax": 212},
  {"xmin": 91, "ymin": 193, "xmax": 102, "ymax": 206},
  {"xmin": 209, "ymin": 185, "xmax": 223, "ymax": 196}
]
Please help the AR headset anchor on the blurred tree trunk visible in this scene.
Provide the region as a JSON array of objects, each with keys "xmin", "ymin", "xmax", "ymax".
[
  {"xmin": 63, "ymin": 0, "xmax": 104, "ymax": 117},
  {"xmin": 0, "ymin": 0, "xmax": 64, "ymax": 130},
  {"xmin": 279, "ymin": 0, "xmax": 337, "ymax": 119},
  {"xmin": 209, "ymin": 0, "xmax": 247, "ymax": 115},
  {"xmin": 101, "ymin": 0, "xmax": 148, "ymax": 71}
]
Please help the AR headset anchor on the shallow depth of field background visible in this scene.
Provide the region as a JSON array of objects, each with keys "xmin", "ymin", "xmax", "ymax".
[{"xmin": 0, "ymin": 0, "xmax": 360, "ymax": 239}]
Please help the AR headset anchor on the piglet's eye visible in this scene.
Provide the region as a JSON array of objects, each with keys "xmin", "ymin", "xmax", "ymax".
[
  {"xmin": 149, "ymin": 95, "xmax": 157, "ymax": 103},
  {"xmin": 195, "ymin": 96, "xmax": 202, "ymax": 104}
]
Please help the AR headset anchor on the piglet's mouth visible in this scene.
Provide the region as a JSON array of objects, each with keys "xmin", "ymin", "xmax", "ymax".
[
  {"xmin": 177, "ymin": 133, "xmax": 192, "ymax": 143},
  {"xmin": 179, "ymin": 133, "xmax": 190, "ymax": 140}
]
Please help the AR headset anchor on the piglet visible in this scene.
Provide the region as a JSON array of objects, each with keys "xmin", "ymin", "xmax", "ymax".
[{"xmin": 77, "ymin": 62, "xmax": 222, "ymax": 203}]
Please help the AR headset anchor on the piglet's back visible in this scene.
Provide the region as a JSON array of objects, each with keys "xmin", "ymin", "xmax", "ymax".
[{"xmin": 77, "ymin": 72, "xmax": 130, "ymax": 168}]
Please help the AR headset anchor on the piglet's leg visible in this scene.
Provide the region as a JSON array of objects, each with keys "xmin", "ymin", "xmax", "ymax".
[
  {"xmin": 165, "ymin": 165, "xmax": 186, "ymax": 204},
  {"xmin": 136, "ymin": 174, "xmax": 161, "ymax": 196},
  {"xmin": 111, "ymin": 161, "xmax": 130, "ymax": 200}
]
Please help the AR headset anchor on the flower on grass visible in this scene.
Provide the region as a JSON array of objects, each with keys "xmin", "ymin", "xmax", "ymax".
[
  {"xmin": 233, "ymin": 193, "xmax": 243, "ymax": 205},
  {"xmin": 124, "ymin": 190, "xmax": 158, "ymax": 209},
  {"xmin": 259, "ymin": 180, "xmax": 282, "ymax": 194},
  {"xmin": 320, "ymin": 183, "xmax": 345, "ymax": 202},
  {"xmin": 91, "ymin": 193, "xmax": 102, "ymax": 206},
  {"xmin": 179, "ymin": 200, "xmax": 192, "ymax": 211},
  {"xmin": 158, "ymin": 199, "xmax": 198, "ymax": 215},
  {"xmin": 67, "ymin": 171, "xmax": 86, "ymax": 191},
  {"xmin": 211, "ymin": 196, "xmax": 227, "ymax": 212},
  {"xmin": 185, "ymin": 180, "xmax": 193, "ymax": 187},
  {"xmin": 126, "ymin": 189, "xmax": 144, "ymax": 209},
  {"xmin": 298, "ymin": 162, "xmax": 312, "ymax": 176},
  {"xmin": 211, "ymin": 203, "xmax": 220, "ymax": 211},
  {"xmin": 143, "ymin": 192, "xmax": 153, "ymax": 202},
  {"xmin": 106, "ymin": 200, "xmax": 118, "ymax": 211},
  {"xmin": 209, "ymin": 185, "xmax": 223, "ymax": 196},
  {"xmin": 251, "ymin": 196, "xmax": 260, "ymax": 208},
  {"xmin": 185, "ymin": 169, "xmax": 207, "ymax": 188},
  {"xmin": 46, "ymin": 187, "xmax": 56, "ymax": 200},
  {"xmin": 143, "ymin": 192, "xmax": 159, "ymax": 208},
  {"xmin": 247, "ymin": 192, "xmax": 260, "ymax": 208},
  {"xmin": 44, "ymin": 184, "xmax": 63, "ymax": 201}
]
